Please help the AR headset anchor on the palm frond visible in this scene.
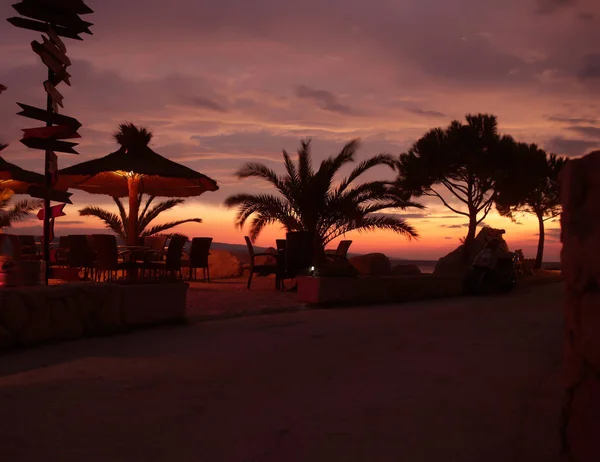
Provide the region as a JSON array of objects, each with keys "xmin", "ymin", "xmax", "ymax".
[
  {"xmin": 0, "ymin": 199, "xmax": 43, "ymax": 228},
  {"xmin": 139, "ymin": 198, "xmax": 186, "ymax": 231},
  {"xmin": 79, "ymin": 206, "xmax": 124, "ymax": 237},
  {"xmin": 138, "ymin": 195, "xmax": 155, "ymax": 225},
  {"xmin": 112, "ymin": 196, "xmax": 128, "ymax": 225},
  {"xmin": 337, "ymin": 153, "xmax": 396, "ymax": 194},
  {"xmin": 142, "ymin": 218, "xmax": 202, "ymax": 237},
  {"xmin": 297, "ymin": 139, "xmax": 314, "ymax": 183},
  {"xmin": 113, "ymin": 122, "xmax": 153, "ymax": 148}
]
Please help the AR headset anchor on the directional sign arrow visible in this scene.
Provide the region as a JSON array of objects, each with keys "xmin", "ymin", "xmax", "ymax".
[
  {"xmin": 43, "ymin": 80, "xmax": 64, "ymax": 108},
  {"xmin": 28, "ymin": 185, "xmax": 72, "ymax": 204},
  {"xmin": 22, "ymin": 126, "xmax": 80, "ymax": 140},
  {"xmin": 37, "ymin": 204, "xmax": 66, "ymax": 220},
  {"xmin": 32, "ymin": 40, "xmax": 67, "ymax": 74},
  {"xmin": 7, "ymin": 17, "xmax": 82, "ymax": 40},
  {"xmin": 41, "ymin": 36, "xmax": 71, "ymax": 66},
  {"xmin": 50, "ymin": 66, "xmax": 71, "ymax": 86},
  {"xmin": 12, "ymin": 2, "xmax": 93, "ymax": 34},
  {"xmin": 20, "ymin": 137, "xmax": 79, "ymax": 154},
  {"xmin": 22, "ymin": 0, "xmax": 94, "ymax": 15},
  {"xmin": 17, "ymin": 103, "xmax": 81, "ymax": 129},
  {"xmin": 47, "ymin": 25, "xmax": 66, "ymax": 53}
]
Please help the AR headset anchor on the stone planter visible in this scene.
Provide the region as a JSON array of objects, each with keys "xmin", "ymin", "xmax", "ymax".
[
  {"xmin": 297, "ymin": 274, "xmax": 464, "ymax": 305},
  {"xmin": 0, "ymin": 281, "xmax": 189, "ymax": 350}
]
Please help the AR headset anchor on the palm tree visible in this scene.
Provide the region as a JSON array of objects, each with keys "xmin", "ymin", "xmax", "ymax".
[
  {"xmin": 495, "ymin": 143, "xmax": 567, "ymax": 269},
  {"xmin": 79, "ymin": 194, "xmax": 202, "ymax": 243},
  {"xmin": 224, "ymin": 139, "xmax": 422, "ymax": 254},
  {"xmin": 0, "ymin": 188, "xmax": 42, "ymax": 229}
]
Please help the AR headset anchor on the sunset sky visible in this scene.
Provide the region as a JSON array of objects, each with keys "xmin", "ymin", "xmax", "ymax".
[{"xmin": 1, "ymin": 0, "xmax": 600, "ymax": 260}]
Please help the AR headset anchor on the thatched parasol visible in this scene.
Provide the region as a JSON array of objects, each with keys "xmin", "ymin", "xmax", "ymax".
[
  {"xmin": 0, "ymin": 155, "xmax": 45, "ymax": 194},
  {"xmin": 56, "ymin": 123, "xmax": 219, "ymax": 244}
]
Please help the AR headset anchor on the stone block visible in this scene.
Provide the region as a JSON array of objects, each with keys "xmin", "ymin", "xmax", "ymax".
[
  {"xmin": 567, "ymin": 378, "xmax": 600, "ymax": 462},
  {"xmin": 208, "ymin": 249, "xmax": 243, "ymax": 279},
  {"xmin": 120, "ymin": 282, "xmax": 188, "ymax": 327},
  {"xmin": 349, "ymin": 253, "xmax": 391, "ymax": 276},
  {"xmin": 0, "ymin": 291, "xmax": 29, "ymax": 336},
  {"xmin": 50, "ymin": 295, "xmax": 84, "ymax": 341},
  {"xmin": 391, "ymin": 264, "xmax": 421, "ymax": 276}
]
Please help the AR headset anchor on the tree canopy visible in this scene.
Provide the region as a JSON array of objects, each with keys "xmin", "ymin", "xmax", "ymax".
[
  {"xmin": 395, "ymin": 113, "xmax": 516, "ymax": 256},
  {"xmin": 495, "ymin": 143, "xmax": 567, "ymax": 268}
]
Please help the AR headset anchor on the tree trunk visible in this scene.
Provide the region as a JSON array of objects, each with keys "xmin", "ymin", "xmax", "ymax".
[
  {"xmin": 127, "ymin": 175, "xmax": 140, "ymax": 246},
  {"xmin": 461, "ymin": 215, "xmax": 478, "ymax": 264},
  {"xmin": 534, "ymin": 212, "xmax": 544, "ymax": 270}
]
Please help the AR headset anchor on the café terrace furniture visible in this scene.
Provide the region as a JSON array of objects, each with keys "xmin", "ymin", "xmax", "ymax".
[
  {"xmin": 91, "ymin": 234, "xmax": 133, "ymax": 282},
  {"xmin": 186, "ymin": 237, "xmax": 212, "ymax": 282},
  {"xmin": 143, "ymin": 235, "xmax": 188, "ymax": 279},
  {"xmin": 16, "ymin": 235, "xmax": 40, "ymax": 260},
  {"xmin": 325, "ymin": 240, "xmax": 352, "ymax": 261},
  {"xmin": 244, "ymin": 236, "xmax": 279, "ymax": 290}
]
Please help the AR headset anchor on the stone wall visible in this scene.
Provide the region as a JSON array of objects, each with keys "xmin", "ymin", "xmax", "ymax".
[
  {"xmin": 0, "ymin": 282, "xmax": 189, "ymax": 351},
  {"xmin": 560, "ymin": 150, "xmax": 600, "ymax": 461}
]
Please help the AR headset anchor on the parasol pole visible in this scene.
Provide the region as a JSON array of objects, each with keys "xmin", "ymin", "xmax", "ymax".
[{"xmin": 127, "ymin": 174, "xmax": 140, "ymax": 246}]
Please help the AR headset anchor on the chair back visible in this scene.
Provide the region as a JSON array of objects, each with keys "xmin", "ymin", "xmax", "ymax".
[
  {"xmin": 0, "ymin": 234, "xmax": 22, "ymax": 260},
  {"xmin": 244, "ymin": 236, "xmax": 254, "ymax": 259},
  {"xmin": 91, "ymin": 235, "xmax": 118, "ymax": 271},
  {"xmin": 190, "ymin": 237, "xmax": 212, "ymax": 268},
  {"xmin": 143, "ymin": 235, "xmax": 167, "ymax": 252},
  {"xmin": 17, "ymin": 235, "xmax": 38, "ymax": 257},
  {"xmin": 336, "ymin": 240, "xmax": 352, "ymax": 258},
  {"xmin": 165, "ymin": 235, "xmax": 187, "ymax": 270},
  {"xmin": 67, "ymin": 234, "xmax": 94, "ymax": 268},
  {"xmin": 59, "ymin": 235, "xmax": 69, "ymax": 250},
  {"xmin": 143, "ymin": 235, "xmax": 168, "ymax": 262},
  {"xmin": 285, "ymin": 231, "xmax": 314, "ymax": 275}
]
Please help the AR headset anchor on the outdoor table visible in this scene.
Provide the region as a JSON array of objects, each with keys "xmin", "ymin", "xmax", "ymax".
[{"xmin": 118, "ymin": 245, "xmax": 150, "ymax": 262}]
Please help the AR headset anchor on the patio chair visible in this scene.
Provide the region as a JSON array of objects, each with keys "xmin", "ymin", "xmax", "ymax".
[
  {"xmin": 90, "ymin": 234, "xmax": 133, "ymax": 282},
  {"xmin": 143, "ymin": 235, "xmax": 188, "ymax": 278},
  {"xmin": 17, "ymin": 235, "xmax": 40, "ymax": 260},
  {"xmin": 51, "ymin": 235, "xmax": 70, "ymax": 268},
  {"xmin": 140, "ymin": 235, "xmax": 167, "ymax": 263},
  {"xmin": 245, "ymin": 236, "xmax": 279, "ymax": 290},
  {"xmin": 325, "ymin": 240, "xmax": 352, "ymax": 260},
  {"xmin": 66, "ymin": 235, "xmax": 95, "ymax": 281},
  {"xmin": 186, "ymin": 237, "xmax": 212, "ymax": 281}
]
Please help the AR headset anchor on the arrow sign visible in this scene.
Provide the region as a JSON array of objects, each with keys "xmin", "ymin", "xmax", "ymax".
[
  {"xmin": 50, "ymin": 66, "xmax": 71, "ymax": 86},
  {"xmin": 20, "ymin": 137, "xmax": 79, "ymax": 154},
  {"xmin": 22, "ymin": 0, "xmax": 94, "ymax": 15},
  {"xmin": 28, "ymin": 185, "xmax": 72, "ymax": 204},
  {"xmin": 28, "ymin": 186, "xmax": 73, "ymax": 204},
  {"xmin": 37, "ymin": 203, "xmax": 66, "ymax": 220},
  {"xmin": 12, "ymin": 2, "xmax": 93, "ymax": 35},
  {"xmin": 47, "ymin": 25, "xmax": 66, "ymax": 53},
  {"xmin": 17, "ymin": 103, "xmax": 81, "ymax": 128},
  {"xmin": 43, "ymin": 80, "xmax": 64, "ymax": 108},
  {"xmin": 32, "ymin": 40, "xmax": 66, "ymax": 74},
  {"xmin": 41, "ymin": 36, "xmax": 71, "ymax": 66},
  {"xmin": 22, "ymin": 126, "xmax": 80, "ymax": 140},
  {"xmin": 7, "ymin": 17, "xmax": 83, "ymax": 40}
]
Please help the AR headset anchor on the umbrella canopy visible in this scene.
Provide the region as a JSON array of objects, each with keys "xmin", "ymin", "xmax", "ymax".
[
  {"xmin": 56, "ymin": 123, "xmax": 219, "ymax": 246},
  {"xmin": 56, "ymin": 145, "xmax": 218, "ymax": 197},
  {"xmin": 0, "ymin": 155, "xmax": 45, "ymax": 194}
]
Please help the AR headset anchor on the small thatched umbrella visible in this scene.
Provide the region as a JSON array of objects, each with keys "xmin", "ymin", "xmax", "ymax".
[
  {"xmin": 56, "ymin": 124, "xmax": 219, "ymax": 245},
  {"xmin": 0, "ymin": 153, "xmax": 45, "ymax": 194}
]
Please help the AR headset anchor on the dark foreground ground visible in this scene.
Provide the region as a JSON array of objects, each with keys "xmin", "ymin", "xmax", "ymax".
[{"xmin": 0, "ymin": 283, "xmax": 564, "ymax": 462}]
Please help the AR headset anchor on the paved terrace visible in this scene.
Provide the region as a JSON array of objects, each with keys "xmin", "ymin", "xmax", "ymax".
[{"xmin": 0, "ymin": 282, "xmax": 564, "ymax": 462}]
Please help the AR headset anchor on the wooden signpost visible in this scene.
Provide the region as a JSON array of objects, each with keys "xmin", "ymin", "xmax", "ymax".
[{"xmin": 8, "ymin": 0, "xmax": 93, "ymax": 284}]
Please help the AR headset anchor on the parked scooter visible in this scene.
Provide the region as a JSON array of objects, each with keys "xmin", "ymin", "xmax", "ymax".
[{"xmin": 464, "ymin": 235, "xmax": 518, "ymax": 295}]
